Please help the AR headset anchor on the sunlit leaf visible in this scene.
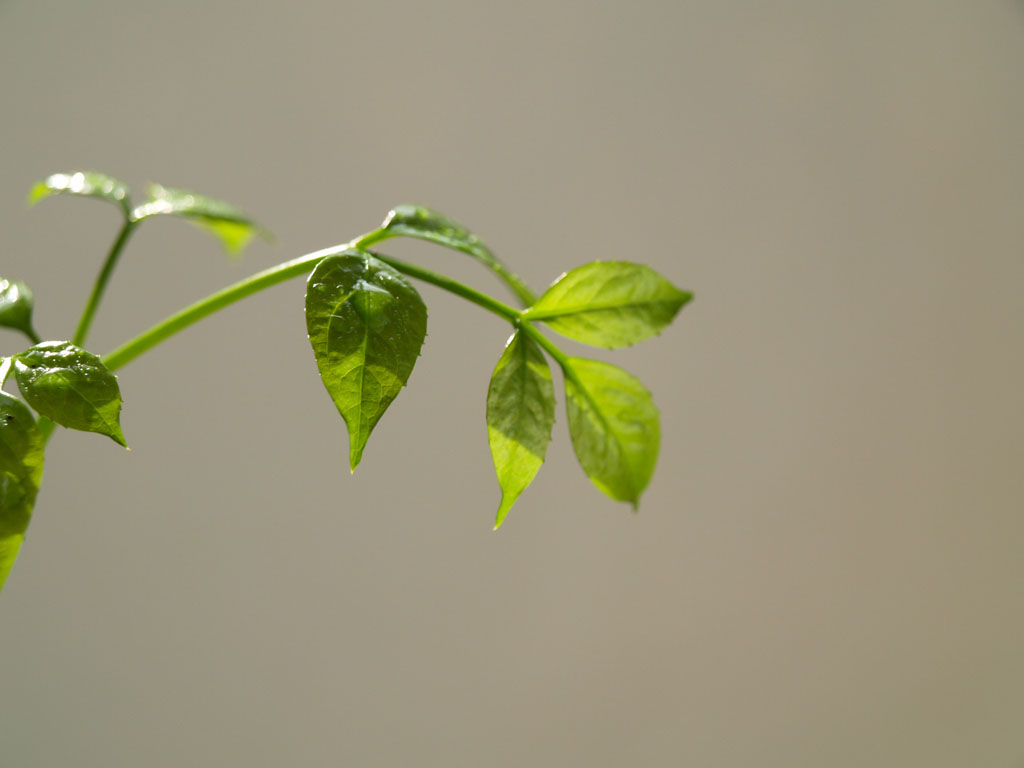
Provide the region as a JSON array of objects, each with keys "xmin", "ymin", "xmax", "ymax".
[
  {"xmin": 0, "ymin": 391, "xmax": 44, "ymax": 591},
  {"xmin": 306, "ymin": 250, "xmax": 427, "ymax": 471},
  {"xmin": 525, "ymin": 261, "xmax": 691, "ymax": 348},
  {"xmin": 563, "ymin": 357, "xmax": 659, "ymax": 506},
  {"xmin": 28, "ymin": 171, "xmax": 131, "ymax": 216},
  {"xmin": 13, "ymin": 341, "xmax": 127, "ymax": 447},
  {"xmin": 380, "ymin": 204, "xmax": 535, "ymax": 306},
  {"xmin": 0, "ymin": 278, "xmax": 38, "ymax": 341},
  {"xmin": 486, "ymin": 331, "xmax": 555, "ymax": 529},
  {"xmin": 132, "ymin": 183, "xmax": 270, "ymax": 255}
]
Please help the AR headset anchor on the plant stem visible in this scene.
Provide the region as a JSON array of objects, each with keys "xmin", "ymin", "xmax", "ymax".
[
  {"xmin": 102, "ymin": 230, "xmax": 386, "ymax": 371},
  {"xmin": 101, "ymin": 232, "xmax": 541, "ymax": 379},
  {"xmin": 371, "ymin": 254, "xmax": 523, "ymax": 324},
  {"xmin": 73, "ymin": 217, "xmax": 137, "ymax": 348},
  {"xmin": 514, "ymin": 316, "xmax": 588, "ymax": 396},
  {"xmin": 517, "ymin": 319, "xmax": 570, "ymax": 370}
]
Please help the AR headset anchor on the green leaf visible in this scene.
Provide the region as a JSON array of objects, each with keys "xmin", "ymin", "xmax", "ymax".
[
  {"xmin": 0, "ymin": 278, "xmax": 38, "ymax": 340},
  {"xmin": 306, "ymin": 250, "xmax": 427, "ymax": 471},
  {"xmin": 13, "ymin": 341, "xmax": 127, "ymax": 447},
  {"xmin": 525, "ymin": 261, "xmax": 691, "ymax": 349},
  {"xmin": 563, "ymin": 357, "xmax": 659, "ymax": 506},
  {"xmin": 0, "ymin": 391, "xmax": 45, "ymax": 591},
  {"xmin": 486, "ymin": 331, "xmax": 555, "ymax": 529},
  {"xmin": 28, "ymin": 171, "xmax": 131, "ymax": 216},
  {"xmin": 380, "ymin": 204, "xmax": 536, "ymax": 306},
  {"xmin": 132, "ymin": 183, "xmax": 271, "ymax": 255}
]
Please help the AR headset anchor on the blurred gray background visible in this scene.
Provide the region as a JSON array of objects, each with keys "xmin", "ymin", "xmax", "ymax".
[{"xmin": 2, "ymin": 1, "xmax": 1023, "ymax": 766}]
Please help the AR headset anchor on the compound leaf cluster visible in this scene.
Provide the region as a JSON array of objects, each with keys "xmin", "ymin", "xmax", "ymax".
[
  {"xmin": 305, "ymin": 208, "xmax": 690, "ymax": 527},
  {"xmin": 0, "ymin": 170, "xmax": 692, "ymax": 591}
]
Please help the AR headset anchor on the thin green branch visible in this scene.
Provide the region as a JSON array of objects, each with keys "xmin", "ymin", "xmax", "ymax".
[
  {"xmin": 102, "ymin": 230, "xmax": 385, "ymax": 371},
  {"xmin": 371, "ymin": 252, "xmax": 523, "ymax": 324},
  {"xmin": 102, "ymin": 235, "xmax": 532, "ymax": 375},
  {"xmin": 73, "ymin": 217, "xmax": 137, "ymax": 348}
]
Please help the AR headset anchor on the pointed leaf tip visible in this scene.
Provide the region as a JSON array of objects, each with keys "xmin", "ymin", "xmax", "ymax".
[
  {"xmin": 525, "ymin": 261, "xmax": 690, "ymax": 349},
  {"xmin": 306, "ymin": 250, "xmax": 427, "ymax": 472},
  {"xmin": 13, "ymin": 341, "xmax": 128, "ymax": 446},
  {"xmin": 563, "ymin": 357, "xmax": 660, "ymax": 506},
  {"xmin": 486, "ymin": 331, "xmax": 555, "ymax": 526}
]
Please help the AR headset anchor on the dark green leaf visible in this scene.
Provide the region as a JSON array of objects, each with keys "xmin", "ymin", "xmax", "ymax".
[
  {"xmin": 525, "ymin": 261, "xmax": 691, "ymax": 348},
  {"xmin": 0, "ymin": 391, "xmax": 45, "ymax": 591},
  {"xmin": 563, "ymin": 357, "xmax": 659, "ymax": 506},
  {"xmin": 13, "ymin": 341, "xmax": 127, "ymax": 447},
  {"xmin": 306, "ymin": 250, "xmax": 427, "ymax": 471},
  {"xmin": 380, "ymin": 204, "xmax": 536, "ymax": 306},
  {"xmin": 486, "ymin": 331, "xmax": 555, "ymax": 529},
  {"xmin": 132, "ymin": 183, "xmax": 270, "ymax": 255},
  {"xmin": 28, "ymin": 171, "xmax": 131, "ymax": 216},
  {"xmin": 0, "ymin": 278, "xmax": 38, "ymax": 340}
]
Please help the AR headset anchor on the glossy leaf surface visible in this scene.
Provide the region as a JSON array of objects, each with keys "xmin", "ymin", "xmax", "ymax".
[
  {"xmin": 0, "ymin": 391, "xmax": 44, "ymax": 591},
  {"xmin": 381, "ymin": 204, "xmax": 536, "ymax": 306},
  {"xmin": 132, "ymin": 183, "xmax": 270, "ymax": 255},
  {"xmin": 0, "ymin": 278, "xmax": 38, "ymax": 339},
  {"xmin": 564, "ymin": 357, "xmax": 659, "ymax": 506},
  {"xmin": 306, "ymin": 250, "xmax": 427, "ymax": 471},
  {"xmin": 13, "ymin": 341, "xmax": 127, "ymax": 446},
  {"xmin": 486, "ymin": 331, "xmax": 555, "ymax": 528},
  {"xmin": 525, "ymin": 261, "xmax": 691, "ymax": 348},
  {"xmin": 28, "ymin": 171, "xmax": 131, "ymax": 216}
]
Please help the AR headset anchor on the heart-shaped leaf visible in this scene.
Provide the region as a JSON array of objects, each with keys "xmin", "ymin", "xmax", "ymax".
[
  {"xmin": 0, "ymin": 278, "xmax": 39, "ymax": 341},
  {"xmin": 13, "ymin": 341, "xmax": 127, "ymax": 447},
  {"xmin": 28, "ymin": 171, "xmax": 131, "ymax": 217},
  {"xmin": 563, "ymin": 357, "xmax": 659, "ymax": 506},
  {"xmin": 380, "ymin": 204, "xmax": 536, "ymax": 306},
  {"xmin": 0, "ymin": 391, "xmax": 45, "ymax": 591},
  {"xmin": 486, "ymin": 331, "xmax": 555, "ymax": 529},
  {"xmin": 132, "ymin": 183, "xmax": 271, "ymax": 255},
  {"xmin": 306, "ymin": 250, "xmax": 427, "ymax": 471},
  {"xmin": 525, "ymin": 262, "xmax": 691, "ymax": 348}
]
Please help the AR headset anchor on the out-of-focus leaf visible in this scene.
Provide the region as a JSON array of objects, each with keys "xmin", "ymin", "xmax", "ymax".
[
  {"xmin": 0, "ymin": 278, "xmax": 38, "ymax": 341},
  {"xmin": 132, "ymin": 183, "xmax": 270, "ymax": 255},
  {"xmin": 0, "ymin": 391, "xmax": 44, "ymax": 591},
  {"xmin": 28, "ymin": 171, "xmax": 131, "ymax": 216}
]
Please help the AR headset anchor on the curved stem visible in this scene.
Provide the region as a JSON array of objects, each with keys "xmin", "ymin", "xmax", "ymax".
[
  {"xmin": 73, "ymin": 218, "xmax": 137, "ymax": 347},
  {"xmin": 101, "ymin": 229, "xmax": 539, "ymax": 380},
  {"xmin": 371, "ymin": 253, "xmax": 523, "ymax": 323},
  {"xmin": 103, "ymin": 252, "xmax": 326, "ymax": 371},
  {"xmin": 384, "ymin": 231, "xmax": 536, "ymax": 307},
  {"xmin": 102, "ymin": 229, "xmax": 385, "ymax": 371}
]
